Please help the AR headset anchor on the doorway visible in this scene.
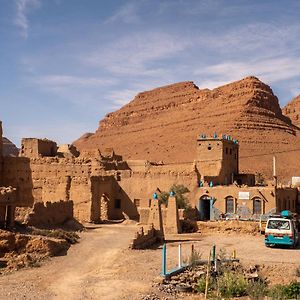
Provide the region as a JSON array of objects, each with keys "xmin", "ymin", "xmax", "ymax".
[{"xmin": 199, "ymin": 196, "xmax": 213, "ymax": 220}]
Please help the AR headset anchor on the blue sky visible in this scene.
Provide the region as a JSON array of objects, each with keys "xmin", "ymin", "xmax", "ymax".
[{"xmin": 1, "ymin": 0, "xmax": 300, "ymax": 146}]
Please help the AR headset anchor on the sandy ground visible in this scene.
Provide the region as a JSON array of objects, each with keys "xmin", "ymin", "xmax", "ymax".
[{"xmin": 0, "ymin": 224, "xmax": 299, "ymax": 300}]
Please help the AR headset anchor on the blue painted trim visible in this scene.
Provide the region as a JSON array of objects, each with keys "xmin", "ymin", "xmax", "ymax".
[{"xmin": 265, "ymin": 235, "xmax": 294, "ymax": 246}]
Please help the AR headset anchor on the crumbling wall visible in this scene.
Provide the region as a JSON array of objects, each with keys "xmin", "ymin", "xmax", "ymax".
[
  {"xmin": 2, "ymin": 157, "xmax": 34, "ymax": 207},
  {"xmin": 130, "ymin": 225, "xmax": 161, "ymax": 249},
  {"xmin": 25, "ymin": 200, "xmax": 73, "ymax": 227},
  {"xmin": 20, "ymin": 138, "xmax": 57, "ymax": 158}
]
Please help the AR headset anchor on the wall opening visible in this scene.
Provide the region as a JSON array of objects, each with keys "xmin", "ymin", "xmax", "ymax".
[
  {"xmin": 114, "ymin": 198, "xmax": 121, "ymax": 209},
  {"xmin": 199, "ymin": 195, "xmax": 212, "ymax": 221},
  {"xmin": 253, "ymin": 197, "xmax": 262, "ymax": 214},
  {"xmin": 225, "ymin": 196, "xmax": 234, "ymax": 214}
]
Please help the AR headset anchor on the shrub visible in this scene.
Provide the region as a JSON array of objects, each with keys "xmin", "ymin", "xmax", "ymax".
[
  {"xmin": 170, "ymin": 184, "xmax": 190, "ymax": 209},
  {"xmin": 188, "ymin": 249, "xmax": 202, "ymax": 268},
  {"xmin": 267, "ymin": 285, "xmax": 287, "ymax": 300},
  {"xmin": 246, "ymin": 280, "xmax": 267, "ymax": 299},
  {"xmin": 218, "ymin": 272, "xmax": 248, "ymax": 298},
  {"xmin": 196, "ymin": 275, "xmax": 215, "ymax": 294},
  {"xmin": 284, "ymin": 281, "xmax": 300, "ymax": 299},
  {"xmin": 296, "ymin": 267, "xmax": 300, "ymax": 277},
  {"xmin": 157, "ymin": 184, "xmax": 190, "ymax": 208}
]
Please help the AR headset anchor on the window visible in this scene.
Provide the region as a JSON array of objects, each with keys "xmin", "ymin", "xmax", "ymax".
[
  {"xmin": 253, "ymin": 198, "xmax": 262, "ymax": 214},
  {"xmin": 114, "ymin": 199, "xmax": 121, "ymax": 209},
  {"xmin": 134, "ymin": 199, "xmax": 141, "ymax": 207},
  {"xmin": 225, "ymin": 196, "xmax": 234, "ymax": 213},
  {"xmin": 225, "ymin": 148, "xmax": 228, "ymax": 154},
  {"xmin": 267, "ymin": 219, "xmax": 290, "ymax": 230},
  {"xmin": 230, "ymin": 148, "xmax": 232, "ymax": 155},
  {"xmin": 207, "ymin": 144, "xmax": 212, "ymax": 150}
]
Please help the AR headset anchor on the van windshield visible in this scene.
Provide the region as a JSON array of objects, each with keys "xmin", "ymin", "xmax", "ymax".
[{"xmin": 267, "ymin": 219, "xmax": 290, "ymax": 230}]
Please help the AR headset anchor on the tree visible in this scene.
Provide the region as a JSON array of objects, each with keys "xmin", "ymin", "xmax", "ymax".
[{"xmin": 169, "ymin": 184, "xmax": 190, "ymax": 209}]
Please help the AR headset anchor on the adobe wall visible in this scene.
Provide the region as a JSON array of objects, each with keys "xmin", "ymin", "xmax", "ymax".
[
  {"xmin": 276, "ymin": 187, "xmax": 298, "ymax": 212},
  {"xmin": 195, "ymin": 185, "xmax": 298, "ymax": 219},
  {"xmin": 20, "ymin": 138, "xmax": 57, "ymax": 158},
  {"xmin": 0, "ymin": 121, "xmax": 3, "ymax": 184},
  {"xmin": 196, "ymin": 138, "xmax": 238, "ymax": 185},
  {"xmin": 2, "ymin": 157, "xmax": 34, "ymax": 207},
  {"xmin": 25, "ymin": 200, "xmax": 73, "ymax": 227},
  {"xmin": 118, "ymin": 162, "xmax": 198, "ymax": 210}
]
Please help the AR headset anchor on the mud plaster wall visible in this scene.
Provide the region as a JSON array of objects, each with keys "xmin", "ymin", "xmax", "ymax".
[
  {"xmin": 196, "ymin": 139, "xmax": 238, "ymax": 185},
  {"xmin": 196, "ymin": 185, "xmax": 298, "ymax": 218},
  {"xmin": 26, "ymin": 200, "xmax": 73, "ymax": 227},
  {"xmin": 0, "ymin": 121, "xmax": 3, "ymax": 184},
  {"xmin": 118, "ymin": 163, "xmax": 198, "ymax": 207}
]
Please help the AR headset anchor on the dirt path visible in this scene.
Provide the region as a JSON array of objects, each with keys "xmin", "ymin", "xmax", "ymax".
[
  {"xmin": 0, "ymin": 224, "xmax": 152, "ymax": 300},
  {"xmin": 0, "ymin": 227, "xmax": 299, "ymax": 300}
]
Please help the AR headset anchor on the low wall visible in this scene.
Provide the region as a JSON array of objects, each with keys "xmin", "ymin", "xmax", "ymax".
[
  {"xmin": 25, "ymin": 200, "xmax": 73, "ymax": 227},
  {"xmin": 130, "ymin": 225, "xmax": 161, "ymax": 249}
]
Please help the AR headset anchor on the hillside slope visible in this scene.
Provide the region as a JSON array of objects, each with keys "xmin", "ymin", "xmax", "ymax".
[{"xmin": 74, "ymin": 77, "xmax": 300, "ymax": 181}]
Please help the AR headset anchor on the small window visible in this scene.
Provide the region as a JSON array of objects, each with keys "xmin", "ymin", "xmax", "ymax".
[
  {"xmin": 207, "ymin": 146, "xmax": 212, "ymax": 150},
  {"xmin": 134, "ymin": 199, "xmax": 140, "ymax": 207},
  {"xmin": 225, "ymin": 197, "xmax": 234, "ymax": 213},
  {"xmin": 225, "ymin": 148, "xmax": 228, "ymax": 154},
  {"xmin": 114, "ymin": 199, "xmax": 121, "ymax": 209},
  {"xmin": 230, "ymin": 148, "xmax": 232, "ymax": 155}
]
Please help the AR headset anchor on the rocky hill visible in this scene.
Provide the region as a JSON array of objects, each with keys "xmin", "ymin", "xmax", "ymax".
[
  {"xmin": 74, "ymin": 77, "xmax": 300, "ymax": 181},
  {"xmin": 283, "ymin": 95, "xmax": 300, "ymax": 128}
]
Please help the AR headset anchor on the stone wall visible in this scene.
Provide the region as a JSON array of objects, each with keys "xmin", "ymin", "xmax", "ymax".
[
  {"xmin": 130, "ymin": 225, "xmax": 161, "ymax": 249},
  {"xmin": 25, "ymin": 200, "xmax": 73, "ymax": 227}
]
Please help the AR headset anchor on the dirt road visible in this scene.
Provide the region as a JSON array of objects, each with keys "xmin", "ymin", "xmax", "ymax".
[
  {"xmin": 0, "ymin": 224, "xmax": 152, "ymax": 300},
  {"xmin": 0, "ymin": 226, "xmax": 299, "ymax": 300}
]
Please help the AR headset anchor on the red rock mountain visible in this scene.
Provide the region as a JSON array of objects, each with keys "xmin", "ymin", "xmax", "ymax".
[
  {"xmin": 283, "ymin": 95, "xmax": 300, "ymax": 128},
  {"xmin": 74, "ymin": 77, "xmax": 300, "ymax": 181}
]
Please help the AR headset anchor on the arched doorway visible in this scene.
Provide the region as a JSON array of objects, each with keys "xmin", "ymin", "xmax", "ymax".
[{"xmin": 199, "ymin": 195, "xmax": 213, "ymax": 220}]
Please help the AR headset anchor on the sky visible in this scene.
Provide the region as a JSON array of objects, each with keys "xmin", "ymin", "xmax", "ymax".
[{"xmin": 1, "ymin": 0, "xmax": 300, "ymax": 146}]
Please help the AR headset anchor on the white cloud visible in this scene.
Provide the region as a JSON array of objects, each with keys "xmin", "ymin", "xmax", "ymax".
[
  {"xmin": 33, "ymin": 75, "xmax": 117, "ymax": 87},
  {"xmin": 195, "ymin": 57, "xmax": 300, "ymax": 89},
  {"xmin": 83, "ymin": 32, "xmax": 190, "ymax": 76},
  {"xmin": 14, "ymin": 0, "xmax": 40, "ymax": 38},
  {"xmin": 106, "ymin": 2, "xmax": 141, "ymax": 24},
  {"xmin": 106, "ymin": 89, "xmax": 141, "ymax": 109}
]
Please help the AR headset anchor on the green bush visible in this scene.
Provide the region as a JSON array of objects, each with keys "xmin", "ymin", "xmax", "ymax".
[
  {"xmin": 218, "ymin": 272, "xmax": 248, "ymax": 298},
  {"xmin": 246, "ymin": 280, "xmax": 267, "ymax": 299},
  {"xmin": 169, "ymin": 184, "xmax": 190, "ymax": 209},
  {"xmin": 157, "ymin": 184, "xmax": 190, "ymax": 209},
  {"xmin": 196, "ymin": 275, "xmax": 215, "ymax": 294},
  {"xmin": 268, "ymin": 282, "xmax": 300, "ymax": 299},
  {"xmin": 267, "ymin": 285, "xmax": 287, "ymax": 300},
  {"xmin": 284, "ymin": 281, "xmax": 300, "ymax": 299}
]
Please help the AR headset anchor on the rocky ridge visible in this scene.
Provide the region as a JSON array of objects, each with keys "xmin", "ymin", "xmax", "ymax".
[
  {"xmin": 74, "ymin": 77, "xmax": 300, "ymax": 180},
  {"xmin": 283, "ymin": 95, "xmax": 300, "ymax": 128}
]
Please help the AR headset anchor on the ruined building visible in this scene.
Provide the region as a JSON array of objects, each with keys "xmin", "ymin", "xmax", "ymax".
[
  {"xmin": 1, "ymin": 119, "xmax": 299, "ymax": 227},
  {"xmin": 0, "ymin": 121, "xmax": 17, "ymax": 228}
]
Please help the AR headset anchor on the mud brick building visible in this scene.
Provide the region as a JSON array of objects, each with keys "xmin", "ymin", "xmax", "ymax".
[{"xmin": 0, "ymin": 119, "xmax": 299, "ymax": 225}]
